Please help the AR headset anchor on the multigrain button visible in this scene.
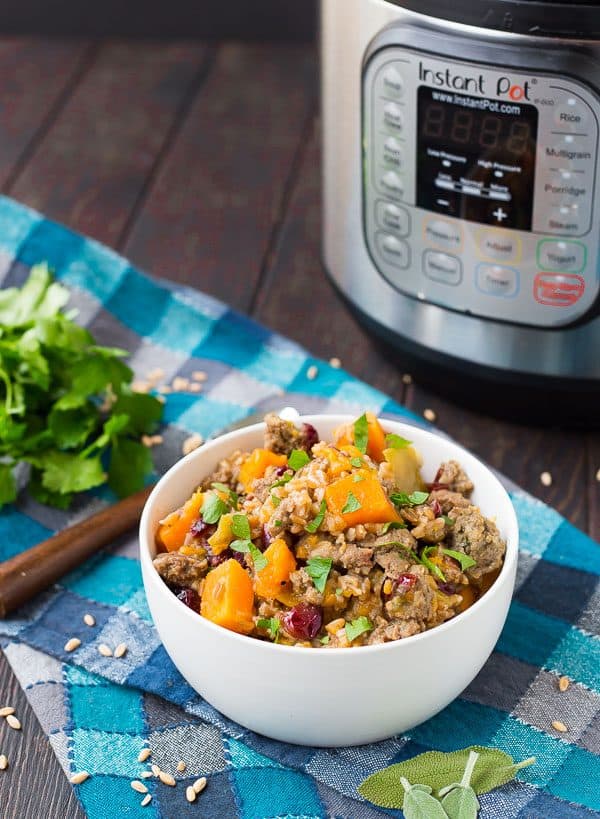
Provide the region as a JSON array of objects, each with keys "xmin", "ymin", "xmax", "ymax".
[
  {"xmin": 478, "ymin": 231, "xmax": 520, "ymax": 262},
  {"xmin": 383, "ymin": 102, "xmax": 403, "ymax": 131},
  {"xmin": 538, "ymin": 239, "xmax": 586, "ymax": 272},
  {"xmin": 375, "ymin": 201, "xmax": 409, "ymax": 235},
  {"xmin": 383, "ymin": 136, "xmax": 404, "ymax": 169},
  {"xmin": 476, "ymin": 264, "xmax": 519, "ymax": 298},
  {"xmin": 382, "ymin": 66, "xmax": 404, "ymax": 98},
  {"xmin": 376, "ymin": 233, "xmax": 410, "ymax": 268},
  {"xmin": 423, "ymin": 251, "xmax": 462, "ymax": 285},
  {"xmin": 379, "ymin": 170, "xmax": 404, "ymax": 199},
  {"xmin": 424, "ymin": 218, "xmax": 462, "ymax": 250}
]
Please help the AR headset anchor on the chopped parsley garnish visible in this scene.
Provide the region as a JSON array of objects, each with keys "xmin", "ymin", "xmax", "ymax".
[
  {"xmin": 342, "ymin": 491, "xmax": 361, "ymax": 514},
  {"xmin": 288, "ymin": 449, "xmax": 310, "ymax": 471},
  {"xmin": 231, "ymin": 513, "xmax": 251, "ymax": 540},
  {"xmin": 306, "ymin": 557, "xmax": 333, "ymax": 593},
  {"xmin": 271, "ymin": 471, "xmax": 293, "ymax": 488},
  {"xmin": 442, "ymin": 548, "xmax": 477, "ymax": 571},
  {"xmin": 335, "ymin": 588, "xmax": 343, "ymax": 596},
  {"xmin": 274, "ymin": 519, "xmax": 282, "ymax": 527},
  {"xmin": 350, "ymin": 456, "xmax": 364, "ymax": 468},
  {"xmin": 320, "ymin": 635, "xmax": 330, "ymax": 645},
  {"xmin": 385, "ymin": 433, "xmax": 411, "ymax": 449},
  {"xmin": 345, "ymin": 616, "xmax": 373, "ymax": 643},
  {"xmin": 442, "ymin": 515, "xmax": 455, "ymax": 526},
  {"xmin": 353, "ymin": 413, "xmax": 369, "ymax": 454},
  {"xmin": 421, "ymin": 547, "xmax": 446, "ymax": 582},
  {"xmin": 211, "ymin": 482, "xmax": 238, "ymax": 509},
  {"xmin": 390, "ymin": 490, "xmax": 430, "ymax": 508},
  {"xmin": 305, "ymin": 499, "xmax": 327, "ymax": 533},
  {"xmin": 271, "ymin": 493, "xmax": 281, "ymax": 507},
  {"xmin": 381, "ymin": 521, "xmax": 407, "ymax": 533},
  {"xmin": 230, "ymin": 538, "xmax": 268, "ymax": 571},
  {"xmin": 200, "ymin": 491, "xmax": 230, "ymax": 524},
  {"xmin": 257, "ymin": 617, "xmax": 280, "ymax": 642},
  {"xmin": 352, "ymin": 473, "xmax": 365, "ymax": 483}
]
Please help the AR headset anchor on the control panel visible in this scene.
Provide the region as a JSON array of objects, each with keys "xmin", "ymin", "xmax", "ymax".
[{"xmin": 362, "ymin": 48, "xmax": 600, "ymax": 327}]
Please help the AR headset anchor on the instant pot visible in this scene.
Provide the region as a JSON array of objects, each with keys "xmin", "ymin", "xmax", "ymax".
[{"xmin": 321, "ymin": 0, "xmax": 600, "ymax": 423}]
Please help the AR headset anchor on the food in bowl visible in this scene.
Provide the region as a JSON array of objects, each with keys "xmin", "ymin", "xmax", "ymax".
[{"xmin": 153, "ymin": 412, "xmax": 506, "ymax": 648}]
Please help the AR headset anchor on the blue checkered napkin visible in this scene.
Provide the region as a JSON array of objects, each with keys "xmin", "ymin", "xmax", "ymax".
[{"xmin": 0, "ymin": 195, "xmax": 598, "ymax": 819}]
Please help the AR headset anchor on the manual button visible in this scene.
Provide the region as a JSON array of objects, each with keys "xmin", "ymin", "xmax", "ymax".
[
  {"xmin": 424, "ymin": 218, "xmax": 462, "ymax": 250},
  {"xmin": 478, "ymin": 231, "xmax": 520, "ymax": 262},
  {"xmin": 476, "ymin": 264, "xmax": 519, "ymax": 298},
  {"xmin": 423, "ymin": 251, "xmax": 462, "ymax": 285},
  {"xmin": 376, "ymin": 232, "xmax": 410, "ymax": 269},
  {"xmin": 538, "ymin": 239, "xmax": 586, "ymax": 272}
]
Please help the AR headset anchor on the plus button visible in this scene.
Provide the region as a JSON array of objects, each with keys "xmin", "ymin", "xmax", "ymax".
[{"xmin": 493, "ymin": 207, "xmax": 508, "ymax": 223}]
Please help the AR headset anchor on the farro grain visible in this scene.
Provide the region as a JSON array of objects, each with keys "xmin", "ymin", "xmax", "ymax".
[
  {"xmin": 70, "ymin": 771, "xmax": 89, "ymax": 784},
  {"xmin": 6, "ymin": 715, "xmax": 20, "ymax": 730},
  {"xmin": 0, "ymin": 707, "xmax": 14, "ymax": 717},
  {"xmin": 64, "ymin": 638, "xmax": 81, "ymax": 653},
  {"xmin": 559, "ymin": 676, "xmax": 570, "ymax": 692},
  {"xmin": 0, "ymin": 755, "xmax": 7, "ymax": 770},
  {"xmin": 83, "ymin": 614, "xmax": 96, "ymax": 627},
  {"xmin": 114, "ymin": 643, "xmax": 128, "ymax": 659},
  {"xmin": 159, "ymin": 771, "xmax": 176, "ymax": 787},
  {"xmin": 193, "ymin": 776, "xmax": 207, "ymax": 794},
  {"xmin": 131, "ymin": 781, "xmax": 148, "ymax": 794},
  {"xmin": 552, "ymin": 720, "xmax": 568, "ymax": 733},
  {"xmin": 176, "ymin": 760, "xmax": 186, "ymax": 773},
  {"xmin": 186, "ymin": 786, "xmax": 196, "ymax": 802},
  {"xmin": 141, "ymin": 795, "xmax": 152, "ymax": 807},
  {"xmin": 98, "ymin": 644, "xmax": 113, "ymax": 657},
  {"xmin": 138, "ymin": 748, "xmax": 152, "ymax": 763}
]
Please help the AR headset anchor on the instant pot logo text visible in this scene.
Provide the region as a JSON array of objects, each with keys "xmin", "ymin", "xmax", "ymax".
[{"xmin": 418, "ymin": 62, "xmax": 530, "ymax": 101}]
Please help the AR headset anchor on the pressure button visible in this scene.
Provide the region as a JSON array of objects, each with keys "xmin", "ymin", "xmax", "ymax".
[{"xmin": 424, "ymin": 218, "xmax": 462, "ymax": 251}]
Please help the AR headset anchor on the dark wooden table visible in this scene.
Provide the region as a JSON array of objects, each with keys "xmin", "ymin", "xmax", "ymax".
[{"xmin": 0, "ymin": 37, "xmax": 597, "ymax": 818}]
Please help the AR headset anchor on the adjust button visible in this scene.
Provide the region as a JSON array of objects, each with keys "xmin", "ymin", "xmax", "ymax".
[
  {"xmin": 375, "ymin": 200, "xmax": 410, "ymax": 235},
  {"xmin": 424, "ymin": 218, "xmax": 462, "ymax": 250},
  {"xmin": 476, "ymin": 264, "xmax": 519, "ymax": 298},
  {"xmin": 478, "ymin": 231, "xmax": 520, "ymax": 262},
  {"xmin": 423, "ymin": 251, "xmax": 462, "ymax": 286},
  {"xmin": 376, "ymin": 233, "xmax": 410, "ymax": 269},
  {"xmin": 538, "ymin": 239, "xmax": 586, "ymax": 272}
]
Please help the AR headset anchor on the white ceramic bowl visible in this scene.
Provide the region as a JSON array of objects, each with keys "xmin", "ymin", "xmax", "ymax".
[{"xmin": 140, "ymin": 415, "xmax": 518, "ymax": 747}]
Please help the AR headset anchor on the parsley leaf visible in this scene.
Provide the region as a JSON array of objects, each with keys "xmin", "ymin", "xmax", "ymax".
[
  {"xmin": 271, "ymin": 472, "xmax": 293, "ymax": 488},
  {"xmin": 271, "ymin": 493, "xmax": 281, "ymax": 507},
  {"xmin": 350, "ymin": 456, "xmax": 364, "ymax": 468},
  {"xmin": 352, "ymin": 473, "xmax": 365, "ymax": 483},
  {"xmin": 257, "ymin": 617, "xmax": 280, "ymax": 641},
  {"xmin": 306, "ymin": 557, "xmax": 333, "ymax": 594},
  {"xmin": 30, "ymin": 451, "xmax": 106, "ymax": 494},
  {"xmin": 305, "ymin": 499, "xmax": 327, "ymax": 533},
  {"xmin": 0, "ymin": 463, "xmax": 17, "ymax": 505},
  {"xmin": 342, "ymin": 491, "xmax": 361, "ymax": 514},
  {"xmin": 201, "ymin": 491, "xmax": 230, "ymax": 524},
  {"xmin": 288, "ymin": 449, "xmax": 310, "ymax": 471},
  {"xmin": 381, "ymin": 521, "xmax": 407, "ymax": 533},
  {"xmin": 108, "ymin": 438, "xmax": 152, "ymax": 498},
  {"xmin": 230, "ymin": 539, "xmax": 268, "ymax": 571},
  {"xmin": 390, "ymin": 490, "xmax": 430, "ymax": 508},
  {"xmin": 385, "ymin": 433, "xmax": 412, "ymax": 449},
  {"xmin": 442, "ymin": 515, "xmax": 454, "ymax": 526},
  {"xmin": 212, "ymin": 482, "xmax": 238, "ymax": 509},
  {"xmin": 320, "ymin": 635, "xmax": 330, "ymax": 645},
  {"xmin": 442, "ymin": 548, "xmax": 477, "ymax": 571},
  {"xmin": 345, "ymin": 616, "xmax": 373, "ymax": 643},
  {"xmin": 421, "ymin": 547, "xmax": 446, "ymax": 582},
  {"xmin": 231, "ymin": 513, "xmax": 251, "ymax": 540},
  {"xmin": 353, "ymin": 413, "xmax": 369, "ymax": 454}
]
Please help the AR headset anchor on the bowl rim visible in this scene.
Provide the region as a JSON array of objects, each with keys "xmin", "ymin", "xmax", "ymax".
[{"xmin": 140, "ymin": 414, "xmax": 519, "ymax": 658}]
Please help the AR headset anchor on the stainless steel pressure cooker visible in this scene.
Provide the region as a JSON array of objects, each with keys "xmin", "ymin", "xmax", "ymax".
[{"xmin": 321, "ymin": 0, "xmax": 600, "ymax": 423}]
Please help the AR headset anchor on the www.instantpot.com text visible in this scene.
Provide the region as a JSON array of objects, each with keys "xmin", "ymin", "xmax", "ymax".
[{"xmin": 430, "ymin": 90, "xmax": 522, "ymax": 116}]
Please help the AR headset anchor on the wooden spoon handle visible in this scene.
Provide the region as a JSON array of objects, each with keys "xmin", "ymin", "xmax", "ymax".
[{"xmin": 0, "ymin": 485, "xmax": 154, "ymax": 618}]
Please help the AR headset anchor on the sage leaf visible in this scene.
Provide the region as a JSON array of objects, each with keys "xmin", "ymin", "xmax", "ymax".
[
  {"xmin": 440, "ymin": 786, "xmax": 480, "ymax": 819},
  {"xmin": 401, "ymin": 778, "xmax": 449, "ymax": 819},
  {"xmin": 358, "ymin": 746, "xmax": 536, "ymax": 809}
]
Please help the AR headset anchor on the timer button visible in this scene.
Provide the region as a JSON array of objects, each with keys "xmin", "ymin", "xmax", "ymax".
[
  {"xmin": 376, "ymin": 233, "xmax": 410, "ymax": 268},
  {"xmin": 478, "ymin": 230, "xmax": 521, "ymax": 263},
  {"xmin": 423, "ymin": 251, "xmax": 462, "ymax": 286},
  {"xmin": 424, "ymin": 218, "xmax": 462, "ymax": 251},
  {"xmin": 382, "ymin": 66, "xmax": 404, "ymax": 98},
  {"xmin": 537, "ymin": 239, "xmax": 586, "ymax": 272},
  {"xmin": 383, "ymin": 102, "xmax": 404, "ymax": 131},
  {"xmin": 476, "ymin": 264, "xmax": 519, "ymax": 298},
  {"xmin": 375, "ymin": 200, "xmax": 410, "ymax": 236},
  {"xmin": 378, "ymin": 170, "xmax": 404, "ymax": 200}
]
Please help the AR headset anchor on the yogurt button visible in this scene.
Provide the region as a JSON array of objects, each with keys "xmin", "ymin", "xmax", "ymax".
[{"xmin": 538, "ymin": 240, "xmax": 586, "ymax": 272}]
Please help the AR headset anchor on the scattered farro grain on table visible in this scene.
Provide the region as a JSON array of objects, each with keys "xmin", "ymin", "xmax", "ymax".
[
  {"xmin": 559, "ymin": 676, "xmax": 570, "ymax": 692},
  {"xmin": 193, "ymin": 776, "xmax": 207, "ymax": 794},
  {"xmin": 159, "ymin": 771, "xmax": 176, "ymax": 787},
  {"xmin": 131, "ymin": 780, "xmax": 148, "ymax": 794},
  {"xmin": 98, "ymin": 644, "xmax": 113, "ymax": 657},
  {"xmin": 552, "ymin": 720, "xmax": 568, "ymax": 733},
  {"xmin": 182, "ymin": 433, "xmax": 203, "ymax": 455},
  {"xmin": 306, "ymin": 365, "xmax": 318, "ymax": 380},
  {"xmin": 192, "ymin": 370, "xmax": 207, "ymax": 382},
  {"xmin": 141, "ymin": 794, "xmax": 152, "ymax": 807},
  {"xmin": 329, "ymin": 357, "xmax": 341, "ymax": 369},
  {"xmin": 186, "ymin": 786, "xmax": 196, "ymax": 803},
  {"xmin": 176, "ymin": 760, "xmax": 186, "ymax": 773},
  {"xmin": 540, "ymin": 471, "xmax": 553, "ymax": 487},
  {"xmin": 83, "ymin": 613, "xmax": 96, "ymax": 627},
  {"xmin": 138, "ymin": 748, "xmax": 152, "ymax": 763},
  {"xmin": 151, "ymin": 764, "xmax": 161, "ymax": 777},
  {"xmin": 114, "ymin": 643, "xmax": 128, "ymax": 659},
  {"xmin": 64, "ymin": 638, "xmax": 81, "ymax": 653},
  {"xmin": 402, "ymin": 373, "xmax": 413, "ymax": 385},
  {"xmin": 0, "ymin": 707, "xmax": 15, "ymax": 717},
  {"xmin": 5, "ymin": 715, "xmax": 20, "ymax": 730},
  {"xmin": 423, "ymin": 407, "xmax": 437, "ymax": 423},
  {"xmin": 70, "ymin": 771, "xmax": 89, "ymax": 785},
  {"xmin": 140, "ymin": 771, "xmax": 153, "ymax": 779},
  {"xmin": 0, "ymin": 754, "xmax": 8, "ymax": 770}
]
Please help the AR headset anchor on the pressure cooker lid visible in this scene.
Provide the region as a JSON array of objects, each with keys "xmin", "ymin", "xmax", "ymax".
[{"xmin": 390, "ymin": 0, "xmax": 600, "ymax": 39}]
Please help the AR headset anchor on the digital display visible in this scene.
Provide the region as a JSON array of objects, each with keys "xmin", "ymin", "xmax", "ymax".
[{"xmin": 416, "ymin": 86, "xmax": 539, "ymax": 230}]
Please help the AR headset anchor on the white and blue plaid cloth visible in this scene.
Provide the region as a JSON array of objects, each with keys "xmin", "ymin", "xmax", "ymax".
[{"xmin": 0, "ymin": 195, "xmax": 598, "ymax": 819}]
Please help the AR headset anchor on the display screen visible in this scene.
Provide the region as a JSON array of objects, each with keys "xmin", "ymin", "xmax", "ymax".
[{"xmin": 416, "ymin": 86, "xmax": 539, "ymax": 230}]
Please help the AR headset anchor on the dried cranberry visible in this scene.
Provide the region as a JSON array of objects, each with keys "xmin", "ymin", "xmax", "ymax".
[
  {"xmin": 274, "ymin": 466, "xmax": 287, "ymax": 477},
  {"xmin": 176, "ymin": 587, "xmax": 200, "ymax": 611},
  {"xmin": 190, "ymin": 519, "xmax": 216, "ymax": 547},
  {"xmin": 261, "ymin": 524, "xmax": 274, "ymax": 549},
  {"xmin": 207, "ymin": 548, "xmax": 246, "ymax": 568},
  {"xmin": 430, "ymin": 499, "xmax": 443, "ymax": 518},
  {"xmin": 383, "ymin": 573, "xmax": 417, "ymax": 600},
  {"xmin": 437, "ymin": 581, "xmax": 457, "ymax": 596},
  {"xmin": 302, "ymin": 422, "xmax": 319, "ymax": 452},
  {"xmin": 282, "ymin": 604, "xmax": 322, "ymax": 640}
]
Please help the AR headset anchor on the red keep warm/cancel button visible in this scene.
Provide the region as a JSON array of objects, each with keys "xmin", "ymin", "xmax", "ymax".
[{"xmin": 534, "ymin": 273, "xmax": 585, "ymax": 307}]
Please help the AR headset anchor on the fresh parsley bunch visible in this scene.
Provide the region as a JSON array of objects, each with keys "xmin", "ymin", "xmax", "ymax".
[{"xmin": 0, "ymin": 264, "xmax": 163, "ymax": 508}]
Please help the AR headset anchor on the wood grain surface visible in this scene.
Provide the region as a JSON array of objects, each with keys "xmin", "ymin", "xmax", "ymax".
[{"xmin": 0, "ymin": 39, "xmax": 597, "ymax": 818}]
